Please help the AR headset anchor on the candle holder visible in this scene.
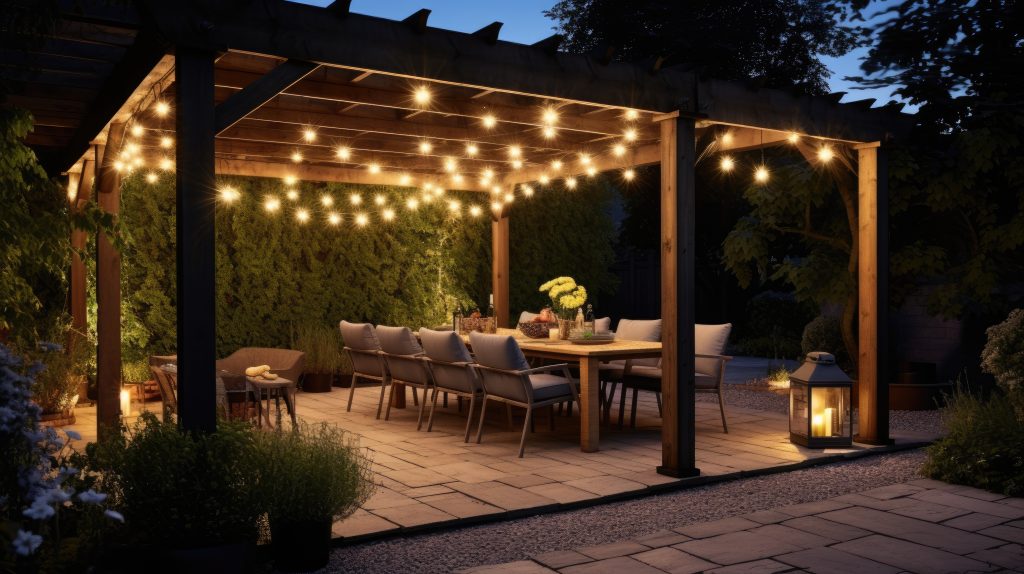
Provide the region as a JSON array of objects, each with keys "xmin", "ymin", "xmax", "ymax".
[{"xmin": 789, "ymin": 352, "xmax": 853, "ymax": 448}]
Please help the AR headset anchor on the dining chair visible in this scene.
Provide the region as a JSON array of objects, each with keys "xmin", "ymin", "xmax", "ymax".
[
  {"xmin": 377, "ymin": 325, "xmax": 431, "ymax": 428},
  {"xmin": 419, "ymin": 328, "xmax": 484, "ymax": 441},
  {"xmin": 339, "ymin": 320, "xmax": 390, "ymax": 419},
  {"xmin": 469, "ymin": 332, "xmax": 579, "ymax": 457},
  {"xmin": 598, "ymin": 319, "xmax": 662, "ymax": 424}
]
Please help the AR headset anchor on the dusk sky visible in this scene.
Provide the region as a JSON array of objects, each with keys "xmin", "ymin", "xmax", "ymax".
[{"xmin": 300, "ymin": 0, "xmax": 906, "ymax": 109}]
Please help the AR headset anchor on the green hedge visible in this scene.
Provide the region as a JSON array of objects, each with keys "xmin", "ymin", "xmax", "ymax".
[{"xmin": 117, "ymin": 172, "xmax": 616, "ymax": 358}]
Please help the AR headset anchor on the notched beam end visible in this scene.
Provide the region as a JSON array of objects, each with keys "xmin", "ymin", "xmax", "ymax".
[
  {"xmin": 326, "ymin": 0, "xmax": 352, "ymax": 17},
  {"xmin": 403, "ymin": 8, "xmax": 431, "ymax": 33},
  {"xmin": 472, "ymin": 21, "xmax": 503, "ymax": 45},
  {"xmin": 531, "ymin": 34, "xmax": 563, "ymax": 56}
]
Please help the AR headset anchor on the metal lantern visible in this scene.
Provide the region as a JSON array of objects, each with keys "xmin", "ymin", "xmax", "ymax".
[{"xmin": 789, "ymin": 352, "xmax": 853, "ymax": 448}]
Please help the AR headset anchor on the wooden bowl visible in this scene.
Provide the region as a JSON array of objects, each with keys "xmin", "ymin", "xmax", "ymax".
[{"xmin": 518, "ymin": 321, "xmax": 553, "ymax": 339}]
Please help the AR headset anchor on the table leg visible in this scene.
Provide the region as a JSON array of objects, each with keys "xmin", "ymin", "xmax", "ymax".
[
  {"xmin": 580, "ymin": 356, "xmax": 600, "ymax": 452},
  {"xmin": 392, "ymin": 382, "xmax": 407, "ymax": 409}
]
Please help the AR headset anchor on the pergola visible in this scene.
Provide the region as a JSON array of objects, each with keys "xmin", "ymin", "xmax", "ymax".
[{"xmin": 6, "ymin": 0, "xmax": 911, "ymax": 477}]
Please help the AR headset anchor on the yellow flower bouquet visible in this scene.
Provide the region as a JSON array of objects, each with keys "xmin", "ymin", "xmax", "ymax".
[{"xmin": 539, "ymin": 276, "xmax": 588, "ymax": 318}]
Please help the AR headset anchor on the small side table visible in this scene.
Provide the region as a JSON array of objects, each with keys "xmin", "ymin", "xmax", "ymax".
[{"xmin": 246, "ymin": 376, "xmax": 297, "ymax": 429}]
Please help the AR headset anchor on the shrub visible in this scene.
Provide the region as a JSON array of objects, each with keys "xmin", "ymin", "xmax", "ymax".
[
  {"xmin": 735, "ymin": 291, "xmax": 816, "ymax": 359},
  {"xmin": 801, "ymin": 315, "xmax": 851, "ymax": 371},
  {"xmin": 923, "ymin": 385, "xmax": 1024, "ymax": 496},
  {"xmin": 981, "ymin": 309, "xmax": 1024, "ymax": 399},
  {"xmin": 292, "ymin": 323, "xmax": 345, "ymax": 375}
]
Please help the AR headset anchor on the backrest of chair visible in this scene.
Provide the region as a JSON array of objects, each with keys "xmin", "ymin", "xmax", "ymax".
[
  {"xmin": 339, "ymin": 321, "xmax": 384, "ymax": 377},
  {"xmin": 595, "ymin": 317, "xmax": 612, "ymax": 333},
  {"xmin": 615, "ymin": 319, "xmax": 662, "ymax": 367},
  {"xmin": 217, "ymin": 348, "xmax": 306, "ymax": 382},
  {"xmin": 518, "ymin": 311, "xmax": 539, "ymax": 324},
  {"xmin": 150, "ymin": 365, "xmax": 177, "ymax": 413},
  {"xmin": 419, "ymin": 328, "xmax": 478, "ymax": 394},
  {"xmin": 468, "ymin": 332, "xmax": 530, "ymax": 403},
  {"xmin": 377, "ymin": 326, "xmax": 429, "ymax": 384},
  {"xmin": 695, "ymin": 323, "xmax": 732, "ymax": 377}
]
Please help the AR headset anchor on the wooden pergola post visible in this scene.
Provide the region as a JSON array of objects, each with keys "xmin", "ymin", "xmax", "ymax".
[
  {"xmin": 69, "ymin": 159, "xmax": 93, "ymax": 340},
  {"xmin": 95, "ymin": 133, "xmax": 123, "ymax": 437},
  {"xmin": 855, "ymin": 143, "xmax": 890, "ymax": 444},
  {"xmin": 175, "ymin": 46, "xmax": 218, "ymax": 433},
  {"xmin": 656, "ymin": 112, "xmax": 699, "ymax": 478},
  {"xmin": 492, "ymin": 213, "xmax": 510, "ymax": 327}
]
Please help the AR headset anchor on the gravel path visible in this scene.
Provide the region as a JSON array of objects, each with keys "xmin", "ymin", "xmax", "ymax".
[{"xmin": 323, "ymin": 449, "xmax": 929, "ymax": 574}]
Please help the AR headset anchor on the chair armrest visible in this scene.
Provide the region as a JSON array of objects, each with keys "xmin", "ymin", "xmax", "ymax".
[
  {"xmin": 517, "ymin": 363, "xmax": 571, "ymax": 376},
  {"xmin": 696, "ymin": 353, "xmax": 733, "ymax": 362}
]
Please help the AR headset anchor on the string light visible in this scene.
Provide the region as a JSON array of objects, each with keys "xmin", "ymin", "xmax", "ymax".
[
  {"xmin": 623, "ymin": 128, "xmax": 638, "ymax": 142},
  {"xmin": 508, "ymin": 145, "xmax": 522, "ymax": 159},
  {"xmin": 754, "ymin": 166, "xmax": 770, "ymax": 184},
  {"xmin": 350, "ymin": 193, "xmax": 362, "ymax": 205},
  {"xmin": 295, "ymin": 208, "xmax": 310, "ymax": 223},
  {"xmin": 264, "ymin": 196, "xmax": 281, "ymax": 212},
  {"xmin": 491, "ymin": 185, "xmax": 502, "ymax": 195},
  {"xmin": 303, "ymin": 127, "xmax": 317, "ymax": 142},
  {"xmin": 132, "ymin": 156, "xmax": 143, "ymax": 168},
  {"xmin": 444, "ymin": 157, "xmax": 458, "ymax": 172},
  {"xmin": 720, "ymin": 156, "xmax": 735, "ymax": 172},
  {"xmin": 286, "ymin": 189, "xmax": 300, "ymax": 201},
  {"xmin": 469, "ymin": 205, "xmax": 482, "ymax": 217},
  {"xmin": 817, "ymin": 146, "xmax": 834, "ymax": 162},
  {"xmin": 355, "ymin": 213, "xmax": 369, "ymax": 227},
  {"xmin": 624, "ymin": 109, "xmax": 639, "ymax": 121},
  {"xmin": 399, "ymin": 173, "xmax": 412, "ymax": 186},
  {"xmin": 586, "ymin": 166, "xmax": 598, "ymax": 177},
  {"xmin": 511, "ymin": 159, "xmax": 523, "ymax": 170},
  {"xmin": 321, "ymin": 194, "xmax": 334, "ymax": 207},
  {"xmin": 406, "ymin": 197, "xmax": 419, "ymax": 210},
  {"xmin": 521, "ymin": 184, "xmax": 534, "ymax": 197},
  {"xmin": 623, "ymin": 168, "xmax": 636, "ymax": 181},
  {"xmin": 542, "ymin": 107, "xmax": 558, "ymax": 125},
  {"xmin": 159, "ymin": 157, "xmax": 173, "ymax": 171},
  {"xmin": 612, "ymin": 143, "xmax": 626, "ymax": 157},
  {"xmin": 551, "ymin": 159, "xmax": 563, "ymax": 171},
  {"xmin": 368, "ymin": 163, "xmax": 381, "ymax": 174},
  {"xmin": 413, "ymin": 85, "xmax": 431, "ymax": 105},
  {"xmin": 578, "ymin": 153, "xmax": 592, "ymax": 166},
  {"xmin": 503, "ymin": 193, "xmax": 514, "ymax": 203},
  {"xmin": 382, "ymin": 208, "xmax": 396, "ymax": 221},
  {"xmin": 336, "ymin": 146, "xmax": 351, "ymax": 160},
  {"xmin": 721, "ymin": 132, "xmax": 734, "ymax": 145},
  {"xmin": 154, "ymin": 101, "xmax": 170, "ymax": 117},
  {"xmin": 374, "ymin": 194, "xmax": 387, "ymax": 206},
  {"xmin": 788, "ymin": 132, "xmax": 800, "ymax": 144},
  {"xmin": 160, "ymin": 136, "xmax": 173, "ymax": 149},
  {"xmin": 219, "ymin": 187, "xmax": 241, "ymax": 203},
  {"xmin": 113, "ymin": 160, "xmax": 126, "ymax": 172},
  {"xmin": 328, "ymin": 212, "xmax": 342, "ymax": 226},
  {"xmin": 490, "ymin": 201, "xmax": 503, "ymax": 212},
  {"xmin": 291, "ymin": 151, "xmax": 303, "ymax": 163},
  {"xmin": 418, "ymin": 140, "xmax": 433, "ymax": 154},
  {"xmin": 422, "ymin": 193, "xmax": 435, "ymax": 204},
  {"xmin": 125, "ymin": 141, "xmax": 139, "ymax": 154},
  {"xmin": 481, "ymin": 114, "xmax": 497, "ymax": 129},
  {"xmin": 542, "ymin": 126, "xmax": 557, "ymax": 139},
  {"xmin": 465, "ymin": 143, "xmax": 479, "ymax": 156},
  {"xmin": 130, "ymin": 124, "xmax": 144, "ymax": 137},
  {"xmin": 283, "ymin": 175, "xmax": 298, "ymax": 186},
  {"xmin": 145, "ymin": 172, "xmax": 158, "ymax": 184},
  {"xmin": 483, "ymin": 168, "xmax": 495, "ymax": 180},
  {"xmin": 452, "ymin": 173, "xmax": 464, "ymax": 185},
  {"xmin": 565, "ymin": 176, "xmax": 577, "ymax": 189},
  {"xmin": 448, "ymin": 199, "xmax": 461, "ymax": 212},
  {"xmin": 539, "ymin": 174, "xmax": 550, "ymax": 185}
]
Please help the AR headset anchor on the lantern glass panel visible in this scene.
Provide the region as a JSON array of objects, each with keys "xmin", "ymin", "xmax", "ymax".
[
  {"xmin": 789, "ymin": 380, "xmax": 808, "ymax": 439},
  {"xmin": 810, "ymin": 386, "xmax": 848, "ymax": 438}
]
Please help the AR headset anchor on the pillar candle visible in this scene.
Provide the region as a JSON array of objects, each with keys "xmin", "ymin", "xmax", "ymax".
[
  {"xmin": 549, "ymin": 328, "xmax": 560, "ymax": 340},
  {"xmin": 824, "ymin": 407, "xmax": 835, "ymax": 436},
  {"xmin": 119, "ymin": 389, "xmax": 131, "ymax": 417},
  {"xmin": 811, "ymin": 413, "xmax": 824, "ymax": 437}
]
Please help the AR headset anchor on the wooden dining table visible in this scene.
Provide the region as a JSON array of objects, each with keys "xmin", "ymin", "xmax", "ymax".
[{"xmin": 473, "ymin": 328, "xmax": 662, "ymax": 452}]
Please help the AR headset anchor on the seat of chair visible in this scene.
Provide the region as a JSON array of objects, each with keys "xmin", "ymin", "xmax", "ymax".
[
  {"xmin": 695, "ymin": 373, "xmax": 718, "ymax": 389},
  {"xmin": 246, "ymin": 376, "xmax": 295, "ymax": 389},
  {"xmin": 529, "ymin": 373, "xmax": 574, "ymax": 401}
]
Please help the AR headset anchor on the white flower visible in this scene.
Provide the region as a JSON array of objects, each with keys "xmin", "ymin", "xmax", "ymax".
[
  {"xmin": 22, "ymin": 498, "xmax": 55, "ymax": 520},
  {"xmin": 13, "ymin": 530, "xmax": 43, "ymax": 556},
  {"xmin": 64, "ymin": 429, "xmax": 81, "ymax": 441},
  {"xmin": 104, "ymin": 509, "xmax": 125, "ymax": 523},
  {"xmin": 78, "ymin": 489, "xmax": 107, "ymax": 504}
]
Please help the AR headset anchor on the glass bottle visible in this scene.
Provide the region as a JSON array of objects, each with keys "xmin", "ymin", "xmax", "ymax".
[
  {"xmin": 584, "ymin": 303, "xmax": 595, "ymax": 335},
  {"xmin": 574, "ymin": 307, "xmax": 584, "ymax": 335},
  {"xmin": 453, "ymin": 304, "xmax": 463, "ymax": 333}
]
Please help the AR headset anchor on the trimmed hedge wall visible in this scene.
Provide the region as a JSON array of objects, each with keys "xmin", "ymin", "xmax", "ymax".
[{"xmin": 117, "ymin": 172, "xmax": 616, "ymax": 358}]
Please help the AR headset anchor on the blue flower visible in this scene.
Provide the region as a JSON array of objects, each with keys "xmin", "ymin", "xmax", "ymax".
[
  {"xmin": 104, "ymin": 509, "xmax": 125, "ymax": 523},
  {"xmin": 13, "ymin": 530, "xmax": 43, "ymax": 556}
]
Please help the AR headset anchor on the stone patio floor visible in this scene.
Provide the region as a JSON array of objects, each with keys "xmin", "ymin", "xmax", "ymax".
[
  {"xmin": 67, "ymin": 381, "xmax": 937, "ymax": 543},
  {"xmin": 459, "ymin": 479, "xmax": 1024, "ymax": 574}
]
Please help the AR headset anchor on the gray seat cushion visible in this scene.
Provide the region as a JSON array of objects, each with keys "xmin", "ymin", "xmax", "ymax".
[
  {"xmin": 340, "ymin": 320, "xmax": 380, "ymax": 351},
  {"xmin": 419, "ymin": 328, "xmax": 472, "ymax": 363},
  {"xmin": 529, "ymin": 374, "xmax": 573, "ymax": 401},
  {"xmin": 695, "ymin": 373, "xmax": 718, "ymax": 389},
  {"xmin": 469, "ymin": 332, "xmax": 529, "ymax": 371}
]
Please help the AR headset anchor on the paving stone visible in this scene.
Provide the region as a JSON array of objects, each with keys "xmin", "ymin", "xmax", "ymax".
[
  {"xmin": 531, "ymin": 550, "xmax": 592, "ymax": 569},
  {"xmin": 401, "ymin": 484, "xmax": 455, "ymax": 498},
  {"xmin": 417, "ymin": 492, "xmax": 505, "ymax": 519},
  {"xmin": 563, "ymin": 475, "xmax": 647, "ymax": 497},
  {"xmin": 835, "ymin": 534, "xmax": 998, "ymax": 574},
  {"xmin": 633, "ymin": 529, "xmax": 692, "ymax": 548},
  {"xmin": 967, "ymin": 543, "xmax": 1024, "ymax": 571},
  {"xmin": 861, "ymin": 483, "xmax": 924, "ymax": 500},
  {"xmin": 675, "ymin": 530, "xmax": 802, "ymax": 565},
  {"xmin": 890, "ymin": 500, "xmax": 972, "ymax": 523},
  {"xmin": 576, "ymin": 540, "xmax": 651, "ymax": 560},
  {"xmin": 369, "ymin": 501, "xmax": 457, "ymax": 527},
  {"xmin": 819, "ymin": 505, "xmax": 1003, "ymax": 554},
  {"xmin": 378, "ymin": 466, "xmax": 453, "ymax": 488},
  {"xmin": 911, "ymin": 489, "xmax": 1024, "ymax": 520},
  {"xmin": 495, "ymin": 473, "xmax": 555, "ymax": 488},
  {"xmin": 523, "ymin": 482, "xmax": 600, "ymax": 504},
  {"xmin": 362, "ymin": 488, "xmax": 420, "ymax": 510},
  {"xmin": 674, "ymin": 516, "xmax": 760, "ymax": 539},
  {"xmin": 775, "ymin": 546, "xmax": 900, "ymax": 574},
  {"xmin": 907, "ymin": 478, "xmax": 960, "ymax": 490},
  {"xmin": 832, "ymin": 492, "xmax": 919, "ymax": 510},
  {"xmin": 331, "ymin": 509, "xmax": 399, "ymax": 538},
  {"xmin": 949, "ymin": 486, "xmax": 1010, "ymax": 502},
  {"xmin": 943, "ymin": 512, "xmax": 1011, "ymax": 532},
  {"xmin": 777, "ymin": 499, "xmax": 851, "ymax": 517},
  {"xmin": 561, "ymin": 556, "xmax": 666, "ymax": 574},
  {"xmin": 781, "ymin": 515, "xmax": 871, "ymax": 542},
  {"xmin": 631, "ymin": 546, "xmax": 719, "ymax": 574},
  {"xmin": 457, "ymin": 560, "xmax": 557, "ymax": 574},
  {"xmin": 704, "ymin": 558, "xmax": 792, "ymax": 574},
  {"xmin": 979, "ymin": 524, "xmax": 1024, "ymax": 545},
  {"xmin": 449, "ymin": 481, "xmax": 559, "ymax": 511},
  {"xmin": 748, "ymin": 523, "xmax": 836, "ymax": 549},
  {"xmin": 431, "ymin": 461, "xmax": 510, "ymax": 484},
  {"xmin": 742, "ymin": 510, "xmax": 792, "ymax": 524}
]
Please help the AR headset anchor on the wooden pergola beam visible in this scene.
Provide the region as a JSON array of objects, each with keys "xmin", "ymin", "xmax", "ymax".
[
  {"xmin": 504, "ymin": 143, "xmax": 660, "ymax": 184},
  {"xmin": 214, "ymin": 59, "xmax": 320, "ymax": 134},
  {"xmin": 215, "ymin": 158, "xmax": 486, "ymax": 192}
]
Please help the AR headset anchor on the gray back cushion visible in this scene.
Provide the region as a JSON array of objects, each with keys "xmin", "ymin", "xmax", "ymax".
[
  {"xmin": 595, "ymin": 317, "xmax": 611, "ymax": 332},
  {"xmin": 339, "ymin": 321, "xmax": 380, "ymax": 351},
  {"xmin": 376, "ymin": 325, "xmax": 423, "ymax": 355},
  {"xmin": 615, "ymin": 319, "xmax": 662, "ymax": 367},
  {"xmin": 695, "ymin": 323, "xmax": 732, "ymax": 377},
  {"xmin": 419, "ymin": 328, "xmax": 472, "ymax": 363},
  {"xmin": 469, "ymin": 332, "xmax": 529, "ymax": 371}
]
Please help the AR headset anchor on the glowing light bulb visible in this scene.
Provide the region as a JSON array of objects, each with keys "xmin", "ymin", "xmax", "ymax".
[
  {"xmin": 286, "ymin": 189, "xmax": 299, "ymax": 201},
  {"xmin": 491, "ymin": 185, "xmax": 502, "ymax": 195},
  {"xmin": 503, "ymin": 192, "xmax": 514, "ymax": 203},
  {"xmin": 444, "ymin": 157, "xmax": 457, "ymax": 172},
  {"xmin": 586, "ymin": 166, "xmax": 598, "ymax": 177},
  {"xmin": 321, "ymin": 194, "xmax": 334, "ymax": 207},
  {"xmin": 817, "ymin": 146, "xmax": 834, "ymax": 162},
  {"xmin": 219, "ymin": 187, "xmax": 240, "ymax": 203},
  {"xmin": 508, "ymin": 145, "xmax": 522, "ymax": 159},
  {"xmin": 612, "ymin": 143, "xmax": 626, "ymax": 157},
  {"xmin": 160, "ymin": 136, "xmax": 173, "ymax": 149},
  {"xmin": 482, "ymin": 114, "xmax": 497, "ymax": 129},
  {"xmin": 521, "ymin": 185, "xmax": 534, "ymax": 197},
  {"xmin": 113, "ymin": 160, "xmax": 125, "ymax": 172},
  {"xmin": 355, "ymin": 213, "xmax": 369, "ymax": 227},
  {"xmin": 328, "ymin": 212, "xmax": 342, "ymax": 225},
  {"xmin": 542, "ymin": 107, "xmax": 558, "ymax": 125},
  {"xmin": 350, "ymin": 193, "xmax": 362, "ymax": 205},
  {"xmin": 539, "ymin": 174, "xmax": 550, "ymax": 185},
  {"xmin": 264, "ymin": 196, "xmax": 280, "ymax": 212},
  {"xmin": 465, "ymin": 205, "xmax": 479, "ymax": 217},
  {"xmin": 483, "ymin": 168, "xmax": 495, "ymax": 180},
  {"xmin": 303, "ymin": 127, "xmax": 316, "ymax": 142},
  {"xmin": 491, "ymin": 201, "xmax": 503, "ymax": 212},
  {"xmin": 125, "ymin": 141, "xmax": 139, "ymax": 154},
  {"xmin": 419, "ymin": 140, "xmax": 433, "ymax": 154},
  {"xmin": 511, "ymin": 159, "xmax": 523, "ymax": 170},
  {"xmin": 130, "ymin": 124, "xmax": 144, "ymax": 137},
  {"xmin": 788, "ymin": 132, "xmax": 800, "ymax": 144},
  {"xmin": 145, "ymin": 172, "xmax": 158, "ymax": 184},
  {"xmin": 542, "ymin": 125, "xmax": 557, "ymax": 139},
  {"xmin": 720, "ymin": 156, "xmax": 735, "ymax": 172},
  {"xmin": 295, "ymin": 208, "xmax": 310, "ymax": 223},
  {"xmin": 422, "ymin": 193, "xmax": 434, "ymax": 204},
  {"xmin": 578, "ymin": 153, "xmax": 592, "ymax": 165},
  {"xmin": 623, "ymin": 128, "xmax": 638, "ymax": 142},
  {"xmin": 623, "ymin": 168, "xmax": 636, "ymax": 181},
  {"xmin": 368, "ymin": 163, "xmax": 381, "ymax": 174},
  {"xmin": 283, "ymin": 175, "xmax": 298, "ymax": 186},
  {"xmin": 452, "ymin": 173, "xmax": 464, "ymax": 184},
  {"xmin": 291, "ymin": 151, "xmax": 303, "ymax": 163},
  {"xmin": 413, "ymin": 85, "xmax": 431, "ymax": 105},
  {"xmin": 721, "ymin": 132, "xmax": 734, "ymax": 145},
  {"xmin": 336, "ymin": 146, "xmax": 351, "ymax": 160},
  {"xmin": 754, "ymin": 166, "xmax": 770, "ymax": 183},
  {"xmin": 551, "ymin": 159, "xmax": 563, "ymax": 171},
  {"xmin": 374, "ymin": 194, "xmax": 386, "ymax": 206},
  {"xmin": 448, "ymin": 199, "xmax": 461, "ymax": 212},
  {"xmin": 624, "ymin": 109, "xmax": 639, "ymax": 121},
  {"xmin": 132, "ymin": 156, "xmax": 143, "ymax": 168},
  {"xmin": 465, "ymin": 143, "xmax": 479, "ymax": 156},
  {"xmin": 154, "ymin": 101, "xmax": 170, "ymax": 117},
  {"xmin": 565, "ymin": 176, "xmax": 577, "ymax": 189},
  {"xmin": 406, "ymin": 198, "xmax": 419, "ymax": 210},
  {"xmin": 382, "ymin": 208, "xmax": 396, "ymax": 221},
  {"xmin": 399, "ymin": 173, "xmax": 412, "ymax": 186},
  {"xmin": 159, "ymin": 157, "xmax": 173, "ymax": 171}
]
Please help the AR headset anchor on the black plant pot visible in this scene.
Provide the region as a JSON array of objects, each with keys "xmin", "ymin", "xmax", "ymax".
[
  {"xmin": 271, "ymin": 518, "xmax": 332, "ymax": 572},
  {"xmin": 163, "ymin": 542, "xmax": 250, "ymax": 574},
  {"xmin": 302, "ymin": 372, "xmax": 334, "ymax": 393}
]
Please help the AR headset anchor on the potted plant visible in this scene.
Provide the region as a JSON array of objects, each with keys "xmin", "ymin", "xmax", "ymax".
[
  {"xmin": 30, "ymin": 330, "xmax": 91, "ymax": 426},
  {"xmin": 84, "ymin": 413, "xmax": 263, "ymax": 573},
  {"xmin": 538, "ymin": 277, "xmax": 588, "ymax": 339},
  {"xmin": 254, "ymin": 422, "xmax": 373, "ymax": 572},
  {"xmin": 293, "ymin": 323, "xmax": 345, "ymax": 393}
]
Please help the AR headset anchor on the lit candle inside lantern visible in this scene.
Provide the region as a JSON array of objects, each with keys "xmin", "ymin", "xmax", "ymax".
[
  {"xmin": 811, "ymin": 413, "xmax": 824, "ymax": 437},
  {"xmin": 549, "ymin": 328, "xmax": 560, "ymax": 340},
  {"xmin": 120, "ymin": 389, "xmax": 131, "ymax": 417},
  {"xmin": 823, "ymin": 407, "xmax": 835, "ymax": 436}
]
